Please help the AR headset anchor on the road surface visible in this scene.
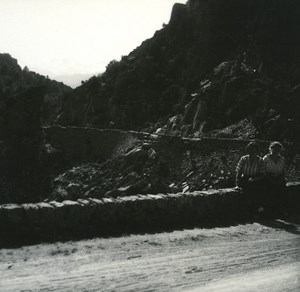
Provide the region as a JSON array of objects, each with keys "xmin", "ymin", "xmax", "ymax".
[{"xmin": 0, "ymin": 219, "xmax": 299, "ymax": 291}]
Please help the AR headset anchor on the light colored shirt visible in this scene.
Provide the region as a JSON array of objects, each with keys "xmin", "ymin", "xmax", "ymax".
[
  {"xmin": 236, "ymin": 155, "xmax": 265, "ymax": 177},
  {"xmin": 263, "ymin": 154, "xmax": 285, "ymax": 177}
]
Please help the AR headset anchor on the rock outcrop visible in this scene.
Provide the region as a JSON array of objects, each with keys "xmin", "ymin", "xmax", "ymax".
[
  {"xmin": 0, "ymin": 53, "xmax": 72, "ymax": 126},
  {"xmin": 43, "ymin": 126, "xmax": 300, "ymax": 203},
  {"xmin": 0, "ymin": 54, "xmax": 72, "ymax": 203},
  {"xmin": 56, "ymin": 0, "xmax": 300, "ymax": 141}
]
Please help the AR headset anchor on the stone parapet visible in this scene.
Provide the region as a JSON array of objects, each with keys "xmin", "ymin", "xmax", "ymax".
[
  {"xmin": 1, "ymin": 182, "xmax": 299, "ymax": 247},
  {"xmin": 44, "ymin": 126, "xmax": 150, "ymax": 162},
  {"xmin": 43, "ymin": 126, "xmax": 300, "ymax": 181}
]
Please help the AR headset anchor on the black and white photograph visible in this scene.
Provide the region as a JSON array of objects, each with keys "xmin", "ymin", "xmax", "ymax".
[{"xmin": 0, "ymin": 0, "xmax": 299, "ymax": 290}]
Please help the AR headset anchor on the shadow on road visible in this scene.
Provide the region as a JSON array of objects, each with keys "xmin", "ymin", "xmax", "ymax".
[{"xmin": 256, "ymin": 216, "xmax": 300, "ymax": 235}]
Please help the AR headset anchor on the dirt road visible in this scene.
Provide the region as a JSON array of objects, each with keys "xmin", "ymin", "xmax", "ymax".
[{"xmin": 1, "ymin": 220, "xmax": 299, "ymax": 291}]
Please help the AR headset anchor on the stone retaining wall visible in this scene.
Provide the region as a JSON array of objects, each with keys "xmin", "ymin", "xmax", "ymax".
[
  {"xmin": 1, "ymin": 182, "xmax": 299, "ymax": 247},
  {"xmin": 44, "ymin": 126, "xmax": 300, "ymax": 180},
  {"xmin": 44, "ymin": 126, "xmax": 300, "ymax": 160},
  {"xmin": 44, "ymin": 126, "xmax": 150, "ymax": 162}
]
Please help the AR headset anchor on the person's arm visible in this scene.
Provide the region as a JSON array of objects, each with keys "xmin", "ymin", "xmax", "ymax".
[
  {"xmin": 236, "ymin": 157, "xmax": 244, "ymax": 187},
  {"xmin": 281, "ymin": 157, "xmax": 287, "ymax": 181},
  {"xmin": 252, "ymin": 157, "xmax": 266, "ymax": 181},
  {"xmin": 262, "ymin": 155, "xmax": 270, "ymax": 178}
]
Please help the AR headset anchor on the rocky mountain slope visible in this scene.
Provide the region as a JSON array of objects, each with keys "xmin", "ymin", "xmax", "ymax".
[
  {"xmin": 0, "ymin": 53, "xmax": 71, "ymax": 202},
  {"xmin": 41, "ymin": 126, "xmax": 299, "ymax": 203},
  {"xmin": 57, "ymin": 0, "xmax": 300, "ymax": 141},
  {"xmin": 0, "ymin": 53, "xmax": 71, "ymax": 126},
  {"xmin": 1, "ymin": 0, "xmax": 300, "ymax": 204}
]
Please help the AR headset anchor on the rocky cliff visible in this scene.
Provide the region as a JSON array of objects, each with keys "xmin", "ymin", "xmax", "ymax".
[
  {"xmin": 56, "ymin": 0, "xmax": 300, "ymax": 141},
  {"xmin": 0, "ymin": 53, "xmax": 72, "ymax": 126},
  {"xmin": 1, "ymin": 0, "xmax": 300, "ymax": 204},
  {"xmin": 0, "ymin": 53, "xmax": 71, "ymax": 202}
]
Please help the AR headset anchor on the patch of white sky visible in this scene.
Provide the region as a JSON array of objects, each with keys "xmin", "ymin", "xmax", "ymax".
[{"xmin": 0, "ymin": 0, "xmax": 186, "ymax": 85}]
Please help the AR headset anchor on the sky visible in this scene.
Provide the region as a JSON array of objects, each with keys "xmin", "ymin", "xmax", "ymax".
[{"xmin": 0, "ymin": 0, "xmax": 186, "ymax": 87}]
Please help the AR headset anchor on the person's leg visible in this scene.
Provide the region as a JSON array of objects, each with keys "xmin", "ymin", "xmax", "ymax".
[
  {"xmin": 250, "ymin": 178, "xmax": 267, "ymax": 217},
  {"xmin": 266, "ymin": 177, "xmax": 286, "ymax": 217},
  {"xmin": 262, "ymin": 176, "xmax": 277, "ymax": 217},
  {"xmin": 275, "ymin": 178, "xmax": 288, "ymax": 216},
  {"xmin": 240, "ymin": 177, "xmax": 254, "ymax": 217},
  {"xmin": 243, "ymin": 179, "xmax": 262, "ymax": 217}
]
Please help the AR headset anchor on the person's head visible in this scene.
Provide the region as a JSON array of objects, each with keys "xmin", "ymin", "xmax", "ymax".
[
  {"xmin": 269, "ymin": 141, "xmax": 283, "ymax": 155},
  {"xmin": 246, "ymin": 141, "xmax": 259, "ymax": 155}
]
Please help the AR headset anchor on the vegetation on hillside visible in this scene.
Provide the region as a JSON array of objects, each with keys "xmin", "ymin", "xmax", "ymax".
[
  {"xmin": 1, "ymin": 0, "xmax": 300, "ymax": 203},
  {"xmin": 0, "ymin": 53, "xmax": 71, "ymax": 203},
  {"xmin": 57, "ymin": 0, "xmax": 300, "ymax": 142}
]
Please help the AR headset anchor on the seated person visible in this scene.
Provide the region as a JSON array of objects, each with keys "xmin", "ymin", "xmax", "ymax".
[
  {"xmin": 263, "ymin": 141, "xmax": 286, "ymax": 186},
  {"xmin": 236, "ymin": 141, "xmax": 265, "ymax": 190},
  {"xmin": 263, "ymin": 141, "xmax": 287, "ymax": 215},
  {"xmin": 236, "ymin": 142, "xmax": 266, "ymax": 215}
]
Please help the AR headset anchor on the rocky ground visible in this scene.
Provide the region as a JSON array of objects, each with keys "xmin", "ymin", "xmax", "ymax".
[
  {"xmin": 1, "ymin": 218, "xmax": 299, "ymax": 291},
  {"xmin": 48, "ymin": 136, "xmax": 300, "ymax": 202},
  {"xmin": 48, "ymin": 143, "xmax": 239, "ymax": 201}
]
